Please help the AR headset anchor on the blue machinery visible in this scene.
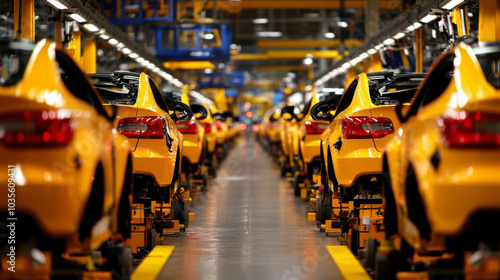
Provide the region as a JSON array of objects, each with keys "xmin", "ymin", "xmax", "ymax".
[{"xmin": 101, "ymin": 0, "xmax": 232, "ymax": 61}]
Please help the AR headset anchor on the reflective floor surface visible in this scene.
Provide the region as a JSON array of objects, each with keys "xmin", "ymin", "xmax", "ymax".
[{"xmin": 159, "ymin": 137, "xmax": 343, "ymax": 279}]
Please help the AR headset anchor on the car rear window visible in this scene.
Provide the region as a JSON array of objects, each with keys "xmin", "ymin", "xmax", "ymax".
[
  {"xmin": 89, "ymin": 74, "xmax": 139, "ymax": 105},
  {"xmin": 368, "ymin": 74, "xmax": 425, "ymax": 105},
  {"xmin": 0, "ymin": 41, "xmax": 34, "ymax": 87}
]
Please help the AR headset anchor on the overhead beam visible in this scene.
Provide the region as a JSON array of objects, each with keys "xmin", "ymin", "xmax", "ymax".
[
  {"xmin": 186, "ymin": 0, "xmax": 402, "ymax": 13},
  {"xmin": 233, "ymin": 50, "xmax": 342, "ymax": 60},
  {"xmin": 256, "ymin": 65, "xmax": 314, "ymax": 71},
  {"xmin": 257, "ymin": 39, "xmax": 364, "ymax": 48},
  {"xmin": 313, "ymin": 0, "xmax": 450, "ymax": 83},
  {"xmin": 163, "ymin": 61, "xmax": 216, "ymax": 71}
]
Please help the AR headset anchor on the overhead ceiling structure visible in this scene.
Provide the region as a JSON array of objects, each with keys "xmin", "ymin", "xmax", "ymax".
[{"xmin": 197, "ymin": 1, "xmax": 406, "ymax": 89}]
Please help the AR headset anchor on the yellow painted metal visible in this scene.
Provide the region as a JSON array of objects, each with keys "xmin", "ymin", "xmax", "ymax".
[
  {"xmin": 82, "ymin": 38, "xmax": 96, "ymax": 73},
  {"xmin": 163, "ymin": 61, "xmax": 215, "ymax": 70},
  {"xmin": 257, "ymin": 39, "xmax": 364, "ymax": 48},
  {"xmin": 131, "ymin": 246, "xmax": 175, "ymax": 280},
  {"xmin": 14, "ymin": 0, "xmax": 35, "ymax": 41},
  {"xmin": 54, "ymin": 21, "xmax": 63, "ymax": 49},
  {"xmin": 193, "ymin": 0, "xmax": 206, "ymax": 19},
  {"xmin": 479, "ymin": 0, "xmax": 500, "ymax": 42},
  {"xmin": 231, "ymin": 53, "xmax": 269, "ymax": 61},
  {"xmin": 346, "ymin": 67, "xmax": 358, "ymax": 90},
  {"xmin": 0, "ymin": 39, "xmax": 132, "ymax": 255},
  {"xmin": 232, "ymin": 50, "xmax": 341, "ymax": 61},
  {"xmin": 327, "ymin": 246, "xmax": 372, "ymax": 280},
  {"xmin": 307, "ymin": 212, "xmax": 316, "ymax": 221},
  {"xmin": 190, "ymin": 0, "xmax": 401, "ymax": 12},
  {"xmin": 369, "ymin": 52, "xmax": 383, "ymax": 72},
  {"xmin": 415, "ymin": 28, "xmax": 423, "ymax": 73},
  {"xmin": 189, "ymin": 212, "xmax": 195, "ymax": 222},
  {"xmin": 66, "ymin": 30, "xmax": 82, "ymax": 67},
  {"xmin": 214, "ymin": 88, "xmax": 229, "ymax": 112},
  {"xmin": 452, "ymin": 7, "xmax": 470, "ymax": 37},
  {"xmin": 384, "ymin": 43, "xmax": 500, "ymax": 252}
]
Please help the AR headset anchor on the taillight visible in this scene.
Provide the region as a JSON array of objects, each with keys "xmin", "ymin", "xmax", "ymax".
[
  {"xmin": 305, "ymin": 121, "xmax": 329, "ymax": 134},
  {"xmin": 215, "ymin": 122, "xmax": 223, "ymax": 130},
  {"xmin": 203, "ymin": 123, "xmax": 212, "ymax": 133},
  {"xmin": 342, "ymin": 117, "xmax": 394, "ymax": 139},
  {"xmin": 117, "ymin": 116, "xmax": 165, "ymax": 139},
  {"xmin": 177, "ymin": 120, "xmax": 198, "ymax": 134},
  {"xmin": 0, "ymin": 110, "xmax": 73, "ymax": 146},
  {"xmin": 439, "ymin": 111, "xmax": 500, "ymax": 147}
]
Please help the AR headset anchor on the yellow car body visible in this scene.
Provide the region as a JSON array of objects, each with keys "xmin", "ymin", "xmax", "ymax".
[
  {"xmin": 90, "ymin": 72, "xmax": 183, "ymax": 196},
  {"xmin": 383, "ymin": 43, "xmax": 500, "ymax": 252},
  {"xmin": 321, "ymin": 72, "xmax": 424, "ymax": 191},
  {"xmin": 164, "ymin": 91, "xmax": 206, "ymax": 177},
  {"xmin": 297, "ymin": 91, "xmax": 341, "ymax": 186},
  {"xmin": 196, "ymin": 103, "xmax": 218, "ymax": 156},
  {"xmin": 0, "ymin": 40, "xmax": 132, "ymax": 254}
]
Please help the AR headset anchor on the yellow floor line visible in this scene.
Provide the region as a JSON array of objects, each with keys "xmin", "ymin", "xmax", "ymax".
[
  {"xmin": 327, "ymin": 246, "xmax": 371, "ymax": 280},
  {"xmin": 132, "ymin": 246, "xmax": 175, "ymax": 280}
]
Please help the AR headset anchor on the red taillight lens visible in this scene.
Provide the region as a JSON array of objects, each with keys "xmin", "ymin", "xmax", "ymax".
[
  {"xmin": 203, "ymin": 123, "xmax": 212, "ymax": 133},
  {"xmin": 305, "ymin": 121, "xmax": 329, "ymax": 134},
  {"xmin": 342, "ymin": 117, "xmax": 394, "ymax": 139},
  {"xmin": 177, "ymin": 120, "xmax": 198, "ymax": 134},
  {"xmin": 439, "ymin": 111, "xmax": 500, "ymax": 147},
  {"xmin": 215, "ymin": 122, "xmax": 223, "ymax": 130},
  {"xmin": 117, "ymin": 116, "xmax": 165, "ymax": 139},
  {"xmin": 0, "ymin": 110, "xmax": 73, "ymax": 146}
]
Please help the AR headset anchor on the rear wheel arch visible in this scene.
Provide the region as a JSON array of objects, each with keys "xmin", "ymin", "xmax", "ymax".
[
  {"xmin": 79, "ymin": 163, "xmax": 105, "ymax": 240},
  {"xmin": 326, "ymin": 146, "xmax": 338, "ymax": 191},
  {"xmin": 405, "ymin": 164, "xmax": 431, "ymax": 240},
  {"xmin": 382, "ymin": 154, "xmax": 398, "ymax": 238},
  {"xmin": 117, "ymin": 154, "xmax": 133, "ymax": 239}
]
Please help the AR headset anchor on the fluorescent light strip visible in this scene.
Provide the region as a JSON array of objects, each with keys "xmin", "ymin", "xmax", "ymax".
[
  {"xmin": 108, "ymin": 38, "xmax": 118, "ymax": 45},
  {"xmin": 420, "ymin": 14, "xmax": 439, "ymax": 23},
  {"xmin": 252, "ymin": 18, "xmax": 269, "ymax": 24},
  {"xmin": 136, "ymin": 57, "xmax": 144, "ymax": 63},
  {"xmin": 393, "ymin": 32, "xmax": 405, "ymax": 39},
  {"xmin": 99, "ymin": 33, "xmax": 110, "ymax": 40},
  {"xmin": 129, "ymin": 53, "xmax": 139, "ymax": 59},
  {"xmin": 441, "ymin": 0, "xmax": 465, "ymax": 10},
  {"xmin": 383, "ymin": 38, "xmax": 395, "ymax": 45},
  {"xmin": 46, "ymin": 0, "xmax": 68, "ymax": 10},
  {"xmin": 256, "ymin": 31, "xmax": 282, "ymax": 38},
  {"xmin": 69, "ymin": 13, "xmax": 86, "ymax": 23},
  {"xmin": 122, "ymin": 48, "xmax": 131, "ymax": 55},
  {"xmin": 83, "ymin": 23, "xmax": 100, "ymax": 33}
]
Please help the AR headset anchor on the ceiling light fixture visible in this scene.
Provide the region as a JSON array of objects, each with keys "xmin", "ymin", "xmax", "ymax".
[
  {"xmin": 108, "ymin": 38, "xmax": 118, "ymax": 45},
  {"xmin": 46, "ymin": 0, "xmax": 68, "ymax": 10},
  {"xmin": 383, "ymin": 38, "xmax": 396, "ymax": 45},
  {"xmin": 420, "ymin": 14, "xmax": 439, "ymax": 23},
  {"xmin": 122, "ymin": 48, "xmax": 131, "ymax": 55},
  {"xmin": 256, "ymin": 31, "xmax": 282, "ymax": 38},
  {"xmin": 324, "ymin": 32, "xmax": 335, "ymax": 39},
  {"xmin": 69, "ymin": 13, "xmax": 86, "ymax": 23},
  {"xmin": 440, "ymin": 0, "xmax": 465, "ymax": 10},
  {"xmin": 252, "ymin": 18, "xmax": 269, "ymax": 24},
  {"xmin": 83, "ymin": 23, "xmax": 100, "ymax": 33},
  {"xmin": 99, "ymin": 33, "xmax": 110, "ymax": 40},
  {"xmin": 393, "ymin": 32, "xmax": 405, "ymax": 39}
]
